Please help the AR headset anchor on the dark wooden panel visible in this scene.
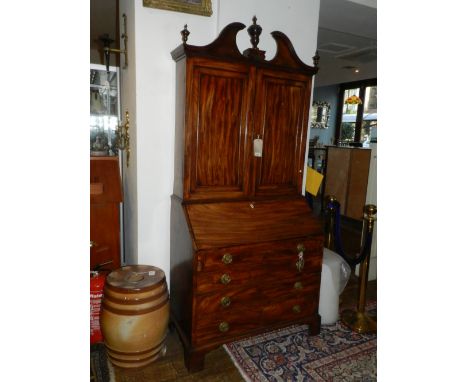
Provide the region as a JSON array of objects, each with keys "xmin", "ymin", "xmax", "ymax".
[
  {"xmin": 185, "ymin": 60, "xmax": 253, "ymax": 200},
  {"xmin": 90, "ymin": 157, "xmax": 122, "ymax": 204},
  {"xmin": 253, "ymin": 70, "xmax": 311, "ymax": 196},
  {"xmin": 347, "ymin": 149, "xmax": 371, "ymax": 220},
  {"xmin": 185, "ymin": 198, "xmax": 322, "ymax": 249},
  {"xmin": 90, "ymin": 203, "xmax": 120, "ymax": 270},
  {"xmin": 90, "ymin": 157, "xmax": 122, "ymax": 271}
]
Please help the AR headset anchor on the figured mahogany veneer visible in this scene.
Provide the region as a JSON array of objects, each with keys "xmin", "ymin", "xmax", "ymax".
[{"xmin": 170, "ymin": 19, "xmax": 323, "ymax": 372}]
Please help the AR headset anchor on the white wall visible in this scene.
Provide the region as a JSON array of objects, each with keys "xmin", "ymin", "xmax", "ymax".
[
  {"xmin": 218, "ymin": 0, "xmax": 320, "ymax": 64},
  {"xmin": 119, "ymin": 0, "xmax": 139, "ymax": 266},
  {"xmin": 119, "ymin": 0, "xmax": 320, "ymax": 286}
]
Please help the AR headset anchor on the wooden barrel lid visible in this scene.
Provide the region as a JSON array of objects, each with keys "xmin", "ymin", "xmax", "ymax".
[{"xmin": 106, "ymin": 265, "xmax": 166, "ymax": 290}]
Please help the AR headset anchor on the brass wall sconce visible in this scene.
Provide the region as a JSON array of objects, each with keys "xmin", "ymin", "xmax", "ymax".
[
  {"xmin": 116, "ymin": 110, "xmax": 130, "ymax": 167},
  {"xmin": 99, "ymin": 13, "xmax": 129, "ymax": 73}
]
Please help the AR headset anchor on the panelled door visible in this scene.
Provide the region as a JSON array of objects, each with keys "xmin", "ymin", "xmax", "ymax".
[
  {"xmin": 252, "ymin": 68, "xmax": 311, "ymax": 197},
  {"xmin": 184, "ymin": 58, "xmax": 254, "ymax": 200}
]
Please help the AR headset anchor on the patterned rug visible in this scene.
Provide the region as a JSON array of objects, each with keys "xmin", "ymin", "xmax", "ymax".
[{"xmin": 224, "ymin": 302, "xmax": 376, "ymax": 382}]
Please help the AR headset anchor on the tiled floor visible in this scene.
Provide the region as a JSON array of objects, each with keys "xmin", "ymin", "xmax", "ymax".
[{"xmin": 111, "ymin": 277, "xmax": 377, "ymax": 382}]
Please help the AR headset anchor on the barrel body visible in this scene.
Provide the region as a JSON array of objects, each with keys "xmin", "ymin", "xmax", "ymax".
[{"xmin": 100, "ymin": 265, "xmax": 169, "ymax": 368}]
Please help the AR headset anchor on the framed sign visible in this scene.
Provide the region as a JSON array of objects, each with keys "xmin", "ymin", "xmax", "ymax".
[
  {"xmin": 143, "ymin": 0, "xmax": 212, "ymax": 17},
  {"xmin": 310, "ymin": 101, "xmax": 331, "ymax": 129}
]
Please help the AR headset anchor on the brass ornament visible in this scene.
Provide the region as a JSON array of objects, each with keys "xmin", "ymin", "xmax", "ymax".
[
  {"xmin": 220, "ymin": 296, "xmax": 231, "ymax": 307},
  {"xmin": 220, "ymin": 274, "xmax": 231, "ymax": 285},
  {"xmin": 218, "ymin": 321, "xmax": 230, "ymax": 332},
  {"xmin": 221, "ymin": 253, "xmax": 233, "ymax": 265},
  {"xmin": 116, "ymin": 110, "xmax": 131, "ymax": 167},
  {"xmin": 292, "ymin": 305, "xmax": 301, "ymax": 313},
  {"xmin": 296, "ymin": 253, "xmax": 304, "ymax": 272}
]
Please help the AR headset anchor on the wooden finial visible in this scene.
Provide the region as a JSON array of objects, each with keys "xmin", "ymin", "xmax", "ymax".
[
  {"xmin": 313, "ymin": 50, "xmax": 320, "ymax": 67},
  {"xmin": 243, "ymin": 16, "xmax": 266, "ymax": 60},
  {"xmin": 181, "ymin": 24, "xmax": 190, "ymax": 44},
  {"xmin": 247, "ymin": 15, "xmax": 262, "ymax": 50}
]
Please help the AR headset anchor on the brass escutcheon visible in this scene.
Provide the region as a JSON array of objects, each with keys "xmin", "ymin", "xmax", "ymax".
[
  {"xmin": 219, "ymin": 321, "xmax": 230, "ymax": 332},
  {"xmin": 294, "ymin": 281, "xmax": 303, "ymax": 290},
  {"xmin": 296, "ymin": 253, "xmax": 304, "ymax": 272},
  {"xmin": 293, "ymin": 305, "xmax": 301, "ymax": 313},
  {"xmin": 297, "ymin": 243, "xmax": 306, "ymax": 252},
  {"xmin": 220, "ymin": 296, "xmax": 231, "ymax": 307},
  {"xmin": 222, "ymin": 253, "xmax": 233, "ymax": 265},
  {"xmin": 220, "ymin": 273, "xmax": 231, "ymax": 285}
]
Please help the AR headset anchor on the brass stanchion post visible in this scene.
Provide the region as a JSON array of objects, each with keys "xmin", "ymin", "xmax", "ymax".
[
  {"xmin": 341, "ymin": 204, "xmax": 377, "ymax": 334},
  {"xmin": 324, "ymin": 195, "xmax": 338, "ymax": 250}
]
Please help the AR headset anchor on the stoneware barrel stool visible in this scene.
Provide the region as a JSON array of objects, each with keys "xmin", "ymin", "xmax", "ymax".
[{"xmin": 100, "ymin": 265, "xmax": 169, "ymax": 368}]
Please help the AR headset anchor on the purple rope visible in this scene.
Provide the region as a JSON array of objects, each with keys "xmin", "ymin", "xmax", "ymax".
[{"xmin": 326, "ymin": 200, "xmax": 373, "ymax": 267}]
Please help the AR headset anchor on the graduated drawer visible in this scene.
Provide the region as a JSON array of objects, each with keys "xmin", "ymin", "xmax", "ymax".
[
  {"xmin": 200, "ymin": 237, "xmax": 323, "ymax": 274},
  {"xmin": 200, "ymin": 245, "xmax": 262, "ymax": 272},
  {"xmin": 262, "ymin": 296, "xmax": 318, "ymax": 325},
  {"xmin": 194, "ymin": 286, "xmax": 258, "ymax": 315},
  {"xmin": 192, "ymin": 308, "xmax": 262, "ymax": 345},
  {"xmin": 260, "ymin": 273, "xmax": 321, "ymax": 303},
  {"xmin": 195, "ymin": 268, "xmax": 264, "ymax": 294},
  {"xmin": 261, "ymin": 238, "xmax": 323, "ymax": 276}
]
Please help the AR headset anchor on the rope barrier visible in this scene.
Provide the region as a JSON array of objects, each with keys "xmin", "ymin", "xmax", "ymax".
[{"xmin": 325, "ymin": 198, "xmax": 375, "ymax": 267}]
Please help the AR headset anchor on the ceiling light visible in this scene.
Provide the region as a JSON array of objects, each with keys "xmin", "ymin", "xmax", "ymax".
[{"xmin": 354, "ymin": 69, "xmax": 360, "ymax": 73}]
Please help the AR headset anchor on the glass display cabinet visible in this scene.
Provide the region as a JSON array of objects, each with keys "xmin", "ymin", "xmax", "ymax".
[{"xmin": 90, "ymin": 64, "xmax": 120, "ymax": 156}]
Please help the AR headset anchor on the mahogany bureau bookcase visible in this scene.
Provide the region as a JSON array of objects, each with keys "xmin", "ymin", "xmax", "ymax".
[{"xmin": 170, "ymin": 19, "xmax": 324, "ymax": 372}]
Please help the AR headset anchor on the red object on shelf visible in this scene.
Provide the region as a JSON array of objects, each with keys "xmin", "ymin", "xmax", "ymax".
[{"xmin": 90, "ymin": 272, "xmax": 106, "ymax": 344}]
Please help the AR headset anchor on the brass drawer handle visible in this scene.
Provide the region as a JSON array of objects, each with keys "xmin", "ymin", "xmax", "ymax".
[
  {"xmin": 222, "ymin": 253, "xmax": 233, "ymax": 265},
  {"xmin": 292, "ymin": 305, "xmax": 301, "ymax": 313},
  {"xmin": 297, "ymin": 243, "xmax": 306, "ymax": 252},
  {"xmin": 296, "ymin": 252, "xmax": 304, "ymax": 272},
  {"xmin": 220, "ymin": 296, "xmax": 231, "ymax": 307},
  {"xmin": 219, "ymin": 321, "xmax": 230, "ymax": 332},
  {"xmin": 220, "ymin": 273, "xmax": 231, "ymax": 285},
  {"xmin": 294, "ymin": 281, "xmax": 303, "ymax": 290}
]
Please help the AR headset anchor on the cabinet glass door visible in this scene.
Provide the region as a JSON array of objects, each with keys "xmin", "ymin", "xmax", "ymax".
[{"xmin": 90, "ymin": 64, "xmax": 120, "ymax": 156}]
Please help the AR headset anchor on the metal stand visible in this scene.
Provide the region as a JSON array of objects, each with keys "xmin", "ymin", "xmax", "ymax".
[{"xmin": 341, "ymin": 204, "xmax": 377, "ymax": 334}]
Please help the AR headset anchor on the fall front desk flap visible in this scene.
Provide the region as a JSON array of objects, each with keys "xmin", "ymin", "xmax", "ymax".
[{"xmin": 185, "ymin": 197, "xmax": 323, "ymax": 250}]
